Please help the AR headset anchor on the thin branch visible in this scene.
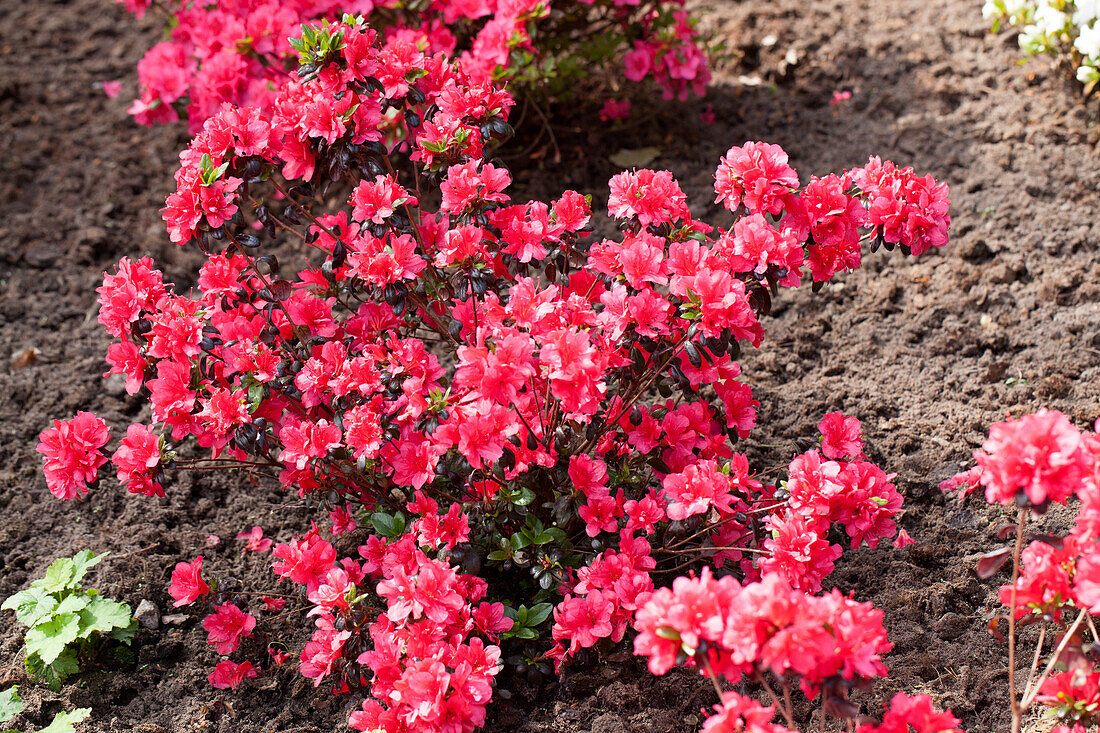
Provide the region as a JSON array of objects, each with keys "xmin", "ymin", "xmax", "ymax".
[
  {"xmin": 1008, "ymin": 508, "xmax": 1027, "ymax": 733},
  {"xmin": 1020, "ymin": 609, "xmax": 1089, "ymax": 711}
]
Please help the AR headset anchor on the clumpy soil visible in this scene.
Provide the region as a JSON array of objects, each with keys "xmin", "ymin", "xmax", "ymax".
[{"xmin": 2, "ymin": 0, "xmax": 1099, "ymax": 730}]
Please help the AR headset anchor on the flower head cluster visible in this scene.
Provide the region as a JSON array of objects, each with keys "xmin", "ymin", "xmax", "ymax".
[
  {"xmin": 973, "ymin": 408, "xmax": 1089, "ymax": 508},
  {"xmin": 849, "ymin": 157, "xmax": 951, "ymax": 257},
  {"xmin": 36, "ymin": 412, "xmax": 110, "ymax": 500},
  {"xmin": 263, "ymin": 525, "xmax": 509, "ymax": 733},
  {"xmin": 622, "ymin": 9, "xmax": 712, "ymax": 101},
  {"xmin": 633, "ymin": 570, "xmax": 892, "ymax": 697},
  {"xmin": 856, "ymin": 694, "xmax": 964, "ymax": 733},
  {"xmin": 633, "ymin": 574, "xmax": 965, "ymax": 732},
  {"xmin": 760, "ymin": 414, "xmax": 903, "ymax": 592},
  {"xmin": 713, "ymin": 144, "xmax": 950, "ymax": 283},
  {"xmin": 702, "ymin": 691, "xmax": 793, "ymax": 733},
  {"xmin": 119, "ymin": 0, "xmax": 712, "ymax": 132}
]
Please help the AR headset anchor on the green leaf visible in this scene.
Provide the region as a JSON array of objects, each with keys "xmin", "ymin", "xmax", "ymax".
[
  {"xmin": 69, "ymin": 551, "xmax": 106, "ymax": 587},
  {"xmin": 526, "ymin": 602, "xmax": 553, "ymax": 627},
  {"xmin": 0, "ymin": 687, "xmax": 23, "ymax": 724},
  {"xmin": 55, "ymin": 595, "xmax": 89, "ymax": 617},
  {"xmin": 609, "ymin": 147, "xmax": 662, "ymax": 169},
  {"xmin": 25, "ymin": 612, "xmax": 81, "ymax": 665},
  {"xmin": 370, "ymin": 512, "xmax": 395, "ymax": 538},
  {"xmin": 39, "ymin": 708, "xmax": 91, "ymax": 733},
  {"xmin": 32, "ymin": 558, "xmax": 76, "ymax": 594},
  {"xmin": 370, "ymin": 511, "xmax": 408, "ymax": 539},
  {"xmin": 3, "ymin": 588, "xmax": 57, "ymax": 627},
  {"xmin": 109, "ymin": 621, "xmax": 138, "ymax": 646},
  {"xmin": 506, "ymin": 486, "xmax": 536, "ymax": 507},
  {"xmin": 78, "ymin": 597, "xmax": 133, "ymax": 638},
  {"xmin": 49, "ymin": 650, "xmax": 80, "ymax": 681}
]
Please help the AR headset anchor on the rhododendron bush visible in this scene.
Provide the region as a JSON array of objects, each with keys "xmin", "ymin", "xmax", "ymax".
[
  {"xmin": 119, "ymin": 0, "xmax": 710, "ymax": 131},
  {"xmin": 36, "ymin": 14, "xmax": 962, "ymax": 733},
  {"xmin": 944, "ymin": 409, "xmax": 1100, "ymax": 733}
]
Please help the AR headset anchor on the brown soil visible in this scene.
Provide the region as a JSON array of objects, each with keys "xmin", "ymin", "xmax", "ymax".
[{"xmin": 2, "ymin": 0, "xmax": 1098, "ymax": 731}]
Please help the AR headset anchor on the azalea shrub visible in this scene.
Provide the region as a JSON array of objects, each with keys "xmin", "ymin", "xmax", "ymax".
[
  {"xmin": 118, "ymin": 0, "xmax": 711, "ymax": 132},
  {"xmin": 944, "ymin": 409, "xmax": 1100, "ymax": 733},
  {"xmin": 983, "ymin": 0, "xmax": 1100, "ymax": 90},
  {"xmin": 36, "ymin": 13, "xmax": 962, "ymax": 733}
]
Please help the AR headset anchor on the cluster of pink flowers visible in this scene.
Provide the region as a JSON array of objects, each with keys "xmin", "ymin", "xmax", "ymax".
[
  {"xmin": 169, "ymin": 516, "xmax": 509, "ymax": 733},
  {"xmin": 633, "ymin": 570, "xmax": 892, "ymax": 693},
  {"xmin": 40, "ymin": 16, "xmax": 956, "ymax": 732},
  {"xmin": 119, "ymin": 0, "xmax": 710, "ymax": 131},
  {"xmin": 351, "ymin": 537, "xmax": 508, "ymax": 732},
  {"xmin": 632, "ymin": 570, "xmax": 962, "ymax": 732},
  {"xmin": 760, "ymin": 412, "xmax": 904, "ymax": 592},
  {"xmin": 271, "ymin": 520, "xmax": 509, "ymax": 733},
  {"xmin": 36, "ymin": 411, "xmax": 110, "ymax": 501},
  {"xmin": 621, "ymin": 9, "xmax": 712, "ymax": 101},
  {"xmin": 37, "ymin": 408, "xmax": 168, "ymax": 501},
  {"xmin": 973, "ymin": 408, "xmax": 1091, "ymax": 509},
  {"xmin": 945, "ymin": 409, "xmax": 1100, "ymax": 729},
  {"xmin": 547, "ymin": 413, "xmax": 907, "ymax": 667},
  {"xmin": 713, "ymin": 143, "xmax": 951, "ymax": 282}
]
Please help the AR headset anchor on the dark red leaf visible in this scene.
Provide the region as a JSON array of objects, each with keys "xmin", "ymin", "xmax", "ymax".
[
  {"xmin": 1028, "ymin": 533, "xmax": 1065, "ymax": 550},
  {"xmin": 976, "ymin": 547, "xmax": 1012, "ymax": 579}
]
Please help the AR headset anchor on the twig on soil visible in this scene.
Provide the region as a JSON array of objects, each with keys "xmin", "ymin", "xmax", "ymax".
[{"xmin": 111, "ymin": 542, "xmax": 161, "ymax": 560}]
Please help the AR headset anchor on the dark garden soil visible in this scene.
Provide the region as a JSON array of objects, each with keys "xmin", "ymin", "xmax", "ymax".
[{"xmin": 2, "ymin": 0, "xmax": 1100, "ymax": 730}]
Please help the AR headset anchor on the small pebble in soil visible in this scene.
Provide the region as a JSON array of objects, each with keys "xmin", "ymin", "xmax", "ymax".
[
  {"xmin": 134, "ymin": 599, "xmax": 160, "ymax": 630},
  {"xmin": 934, "ymin": 612, "xmax": 970, "ymax": 641},
  {"xmin": 22, "ymin": 243, "xmax": 63, "ymax": 268}
]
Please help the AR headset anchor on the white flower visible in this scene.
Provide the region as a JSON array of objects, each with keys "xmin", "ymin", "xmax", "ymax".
[
  {"xmin": 1075, "ymin": 22, "xmax": 1100, "ymax": 58},
  {"xmin": 1019, "ymin": 24, "xmax": 1048, "ymax": 53},
  {"xmin": 1074, "ymin": 0, "xmax": 1100, "ymax": 25},
  {"xmin": 1034, "ymin": 3, "xmax": 1069, "ymax": 33},
  {"xmin": 1076, "ymin": 63, "xmax": 1100, "ymax": 83}
]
